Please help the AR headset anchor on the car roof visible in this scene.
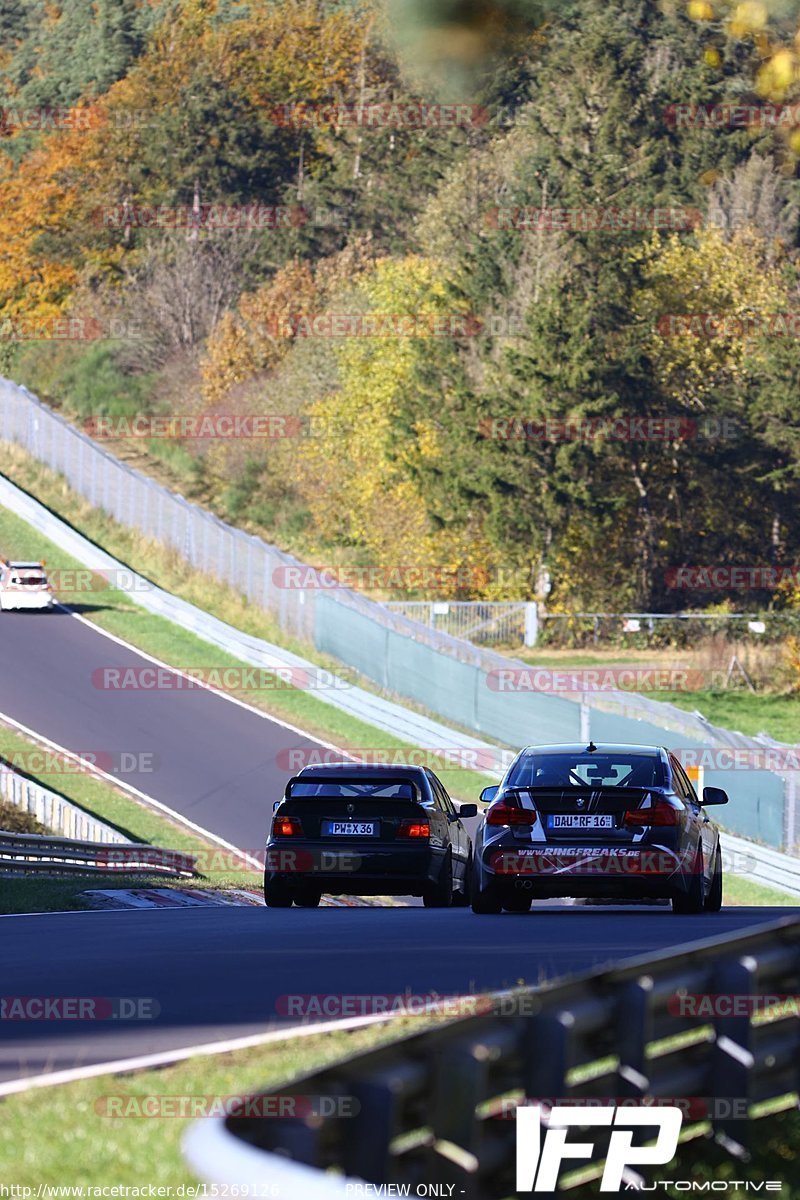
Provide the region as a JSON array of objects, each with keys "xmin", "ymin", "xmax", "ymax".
[
  {"xmin": 518, "ymin": 743, "xmax": 666, "ymax": 756},
  {"xmin": 297, "ymin": 761, "xmax": 430, "ymax": 779}
]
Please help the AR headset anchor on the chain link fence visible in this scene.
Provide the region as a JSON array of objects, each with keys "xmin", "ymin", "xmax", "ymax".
[{"xmin": 383, "ymin": 600, "xmax": 537, "ymax": 645}]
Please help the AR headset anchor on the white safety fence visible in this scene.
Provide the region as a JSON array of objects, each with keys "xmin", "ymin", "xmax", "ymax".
[{"xmin": 0, "ymin": 759, "xmax": 130, "ymax": 844}]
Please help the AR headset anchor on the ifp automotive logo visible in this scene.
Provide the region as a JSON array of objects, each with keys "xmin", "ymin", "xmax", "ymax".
[{"xmin": 516, "ymin": 1104, "xmax": 683, "ymax": 1192}]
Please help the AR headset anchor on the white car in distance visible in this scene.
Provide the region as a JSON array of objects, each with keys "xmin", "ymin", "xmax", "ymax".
[{"xmin": 0, "ymin": 559, "xmax": 55, "ymax": 611}]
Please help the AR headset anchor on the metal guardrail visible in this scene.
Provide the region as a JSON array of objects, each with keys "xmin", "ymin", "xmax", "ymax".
[
  {"xmin": 0, "ymin": 758, "xmax": 131, "ymax": 844},
  {"xmin": 0, "ymin": 830, "xmax": 197, "ymax": 876},
  {"xmin": 723, "ymin": 831, "xmax": 800, "ymax": 898},
  {"xmin": 185, "ymin": 917, "xmax": 800, "ymax": 1197}
]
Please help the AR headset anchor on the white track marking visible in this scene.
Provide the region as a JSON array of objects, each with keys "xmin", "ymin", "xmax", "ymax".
[{"xmin": 0, "ymin": 1009, "xmax": 407, "ymax": 1097}]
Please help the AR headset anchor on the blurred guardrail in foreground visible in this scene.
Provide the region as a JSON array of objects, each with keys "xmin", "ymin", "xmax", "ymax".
[
  {"xmin": 0, "ymin": 830, "xmax": 196, "ymax": 876},
  {"xmin": 184, "ymin": 916, "xmax": 800, "ymax": 1198},
  {"xmin": 2, "ymin": 379, "xmax": 799, "ymax": 851}
]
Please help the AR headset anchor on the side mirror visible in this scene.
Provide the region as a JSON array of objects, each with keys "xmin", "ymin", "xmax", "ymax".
[
  {"xmin": 480, "ymin": 785, "xmax": 499, "ymax": 804},
  {"xmin": 272, "ymin": 800, "xmax": 281, "ymax": 813},
  {"xmin": 702, "ymin": 786, "xmax": 729, "ymax": 806},
  {"xmin": 458, "ymin": 803, "xmax": 478, "ymax": 818}
]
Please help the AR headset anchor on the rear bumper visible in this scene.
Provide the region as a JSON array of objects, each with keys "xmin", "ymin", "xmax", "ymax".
[
  {"xmin": 478, "ymin": 844, "xmax": 692, "ymax": 899},
  {"xmin": 0, "ymin": 593, "xmax": 53, "ymax": 610},
  {"xmin": 265, "ymin": 839, "xmax": 443, "ymax": 894}
]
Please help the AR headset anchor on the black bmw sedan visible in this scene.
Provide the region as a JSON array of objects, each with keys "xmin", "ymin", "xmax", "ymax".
[
  {"xmin": 471, "ymin": 743, "xmax": 727, "ymax": 915},
  {"xmin": 265, "ymin": 762, "xmax": 476, "ymax": 908}
]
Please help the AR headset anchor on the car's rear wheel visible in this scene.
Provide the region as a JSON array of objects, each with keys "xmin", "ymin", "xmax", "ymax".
[
  {"xmin": 263, "ymin": 877, "xmax": 293, "ymax": 908},
  {"xmin": 471, "ymin": 880, "xmax": 502, "ymax": 914},
  {"xmin": 294, "ymin": 885, "xmax": 322, "ymax": 908},
  {"xmin": 704, "ymin": 846, "xmax": 723, "ymax": 912},
  {"xmin": 672, "ymin": 846, "xmax": 705, "ymax": 914},
  {"xmin": 502, "ymin": 893, "xmax": 532, "ymax": 913},
  {"xmin": 423, "ymin": 853, "xmax": 454, "ymax": 908}
]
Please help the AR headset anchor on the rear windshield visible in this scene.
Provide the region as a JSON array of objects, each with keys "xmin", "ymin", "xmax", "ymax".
[
  {"xmin": 288, "ymin": 780, "xmax": 417, "ymax": 799},
  {"xmin": 507, "ymin": 753, "xmax": 665, "ymax": 790}
]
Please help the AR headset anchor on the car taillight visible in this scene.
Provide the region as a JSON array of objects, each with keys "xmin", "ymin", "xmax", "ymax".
[
  {"xmin": 624, "ymin": 801, "xmax": 679, "ymax": 827},
  {"xmin": 273, "ymin": 815, "xmax": 303, "ymax": 837},
  {"xmin": 486, "ymin": 803, "xmax": 537, "ymax": 826},
  {"xmin": 397, "ymin": 819, "xmax": 430, "ymax": 839}
]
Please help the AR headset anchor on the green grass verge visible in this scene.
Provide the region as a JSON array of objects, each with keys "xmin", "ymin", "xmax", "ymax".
[
  {"xmin": 657, "ymin": 690, "xmax": 800, "ymax": 744},
  {"xmin": 722, "ymin": 874, "xmax": 797, "ymax": 907},
  {"xmin": 0, "ymin": 1015, "xmax": 442, "ymax": 1185}
]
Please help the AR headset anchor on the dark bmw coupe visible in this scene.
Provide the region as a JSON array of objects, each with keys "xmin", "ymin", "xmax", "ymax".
[{"xmin": 265, "ymin": 762, "xmax": 476, "ymax": 908}]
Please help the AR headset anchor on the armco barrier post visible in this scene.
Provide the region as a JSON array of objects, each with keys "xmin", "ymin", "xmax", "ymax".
[
  {"xmin": 785, "ymin": 775, "xmax": 798, "ymax": 853},
  {"xmin": 523, "ymin": 600, "xmax": 538, "ymax": 647}
]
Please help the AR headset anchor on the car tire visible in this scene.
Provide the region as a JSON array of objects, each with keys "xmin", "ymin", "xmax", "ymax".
[
  {"xmin": 294, "ymin": 885, "xmax": 322, "ymax": 908},
  {"xmin": 502, "ymin": 894, "xmax": 532, "ymax": 913},
  {"xmin": 263, "ymin": 877, "xmax": 293, "ymax": 908},
  {"xmin": 471, "ymin": 880, "xmax": 502, "ymax": 914},
  {"xmin": 451, "ymin": 853, "xmax": 472, "ymax": 907},
  {"xmin": 672, "ymin": 846, "xmax": 705, "ymax": 914},
  {"xmin": 423, "ymin": 852, "xmax": 454, "ymax": 908},
  {"xmin": 704, "ymin": 846, "xmax": 723, "ymax": 912}
]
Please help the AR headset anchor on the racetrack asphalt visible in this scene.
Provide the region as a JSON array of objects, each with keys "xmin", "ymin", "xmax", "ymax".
[
  {"xmin": 0, "ymin": 611, "xmax": 789, "ymax": 1087},
  {"xmin": 0, "ymin": 904, "xmax": 785, "ymax": 1083}
]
